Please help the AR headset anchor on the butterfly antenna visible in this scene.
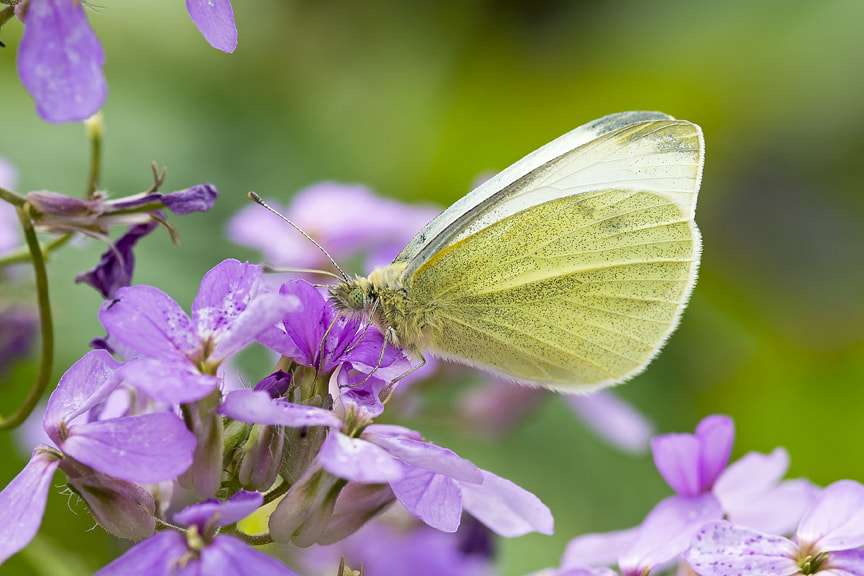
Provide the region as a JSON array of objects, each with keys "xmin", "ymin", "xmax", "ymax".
[{"xmin": 247, "ymin": 191, "xmax": 350, "ymax": 283}]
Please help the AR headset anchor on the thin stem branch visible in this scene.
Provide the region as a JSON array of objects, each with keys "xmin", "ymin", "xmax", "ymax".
[
  {"xmin": 218, "ymin": 526, "xmax": 274, "ymax": 547},
  {"xmin": 0, "ymin": 233, "xmax": 72, "ymax": 268},
  {"xmin": 0, "ymin": 206, "xmax": 54, "ymax": 430},
  {"xmin": 0, "ymin": 184, "xmax": 26, "ymax": 207}
]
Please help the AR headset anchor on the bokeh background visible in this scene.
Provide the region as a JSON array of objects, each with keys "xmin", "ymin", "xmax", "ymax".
[{"xmin": 2, "ymin": 0, "xmax": 864, "ymax": 574}]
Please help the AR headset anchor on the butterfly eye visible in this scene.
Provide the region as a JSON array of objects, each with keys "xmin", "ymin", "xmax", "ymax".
[{"xmin": 347, "ymin": 288, "xmax": 366, "ymax": 310}]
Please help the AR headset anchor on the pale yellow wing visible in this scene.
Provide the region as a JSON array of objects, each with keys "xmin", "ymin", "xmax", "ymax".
[{"xmin": 409, "ymin": 187, "xmax": 700, "ymax": 393}]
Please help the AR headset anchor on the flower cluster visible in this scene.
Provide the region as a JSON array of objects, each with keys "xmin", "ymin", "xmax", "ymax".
[
  {"xmin": 0, "ymin": 258, "xmax": 554, "ymax": 573},
  {"xmin": 531, "ymin": 414, "xmax": 864, "ymax": 576},
  {"xmin": 3, "ymin": 0, "xmax": 238, "ymax": 123}
]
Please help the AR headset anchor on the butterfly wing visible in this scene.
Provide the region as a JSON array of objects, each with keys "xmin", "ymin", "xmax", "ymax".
[{"xmin": 402, "ymin": 116, "xmax": 703, "ymax": 391}]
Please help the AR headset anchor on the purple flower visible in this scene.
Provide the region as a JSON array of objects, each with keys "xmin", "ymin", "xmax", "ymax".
[
  {"xmin": 652, "ymin": 414, "xmax": 817, "ymax": 533},
  {"xmin": 186, "ymin": 0, "xmax": 237, "ymax": 53},
  {"xmin": 76, "ymin": 220, "xmax": 159, "ymax": 298},
  {"xmin": 559, "ymin": 495, "xmax": 722, "ymax": 576},
  {"xmin": 0, "ymin": 306, "xmax": 37, "ymax": 377},
  {"xmin": 99, "ymin": 259, "xmax": 298, "ymax": 404},
  {"xmin": 228, "ymin": 183, "xmax": 440, "ymax": 271},
  {"xmin": 0, "ymin": 350, "xmax": 196, "ymax": 564},
  {"xmin": 16, "ymin": 0, "xmax": 106, "ymax": 123},
  {"xmin": 257, "ymin": 278, "xmax": 411, "ymax": 380},
  {"xmin": 557, "ymin": 415, "xmax": 818, "ymax": 576},
  {"xmin": 684, "ymin": 480, "xmax": 864, "ymax": 576},
  {"xmin": 25, "ymin": 184, "xmax": 218, "ymax": 236},
  {"xmin": 95, "ymin": 491, "xmax": 300, "ymax": 576}
]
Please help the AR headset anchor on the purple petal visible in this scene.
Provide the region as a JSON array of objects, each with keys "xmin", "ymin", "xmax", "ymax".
[
  {"xmin": 94, "ymin": 531, "xmax": 187, "ymax": 576},
  {"xmin": 174, "ymin": 491, "xmax": 263, "ymax": 529},
  {"xmin": 160, "ymin": 184, "xmax": 218, "ymax": 215},
  {"xmin": 118, "ymin": 358, "xmax": 219, "ymax": 404},
  {"xmin": 336, "ymin": 364, "xmax": 386, "ymax": 419},
  {"xmin": 43, "ymin": 349, "xmax": 120, "ymax": 442},
  {"xmin": 714, "ymin": 448, "xmax": 790, "ymax": 505},
  {"xmin": 363, "ymin": 423, "xmax": 423, "ymax": 440},
  {"xmin": 219, "ymin": 389, "xmax": 342, "ymax": 428},
  {"xmin": 100, "ymin": 285, "xmax": 198, "ymax": 360},
  {"xmin": 561, "ymin": 528, "xmax": 639, "ymax": 568},
  {"xmin": 620, "ymin": 494, "xmax": 724, "ymax": 575},
  {"xmin": 61, "ymin": 412, "xmax": 195, "ymax": 483},
  {"xmin": 565, "ymin": 390, "xmax": 654, "ymax": 454},
  {"xmin": 256, "ymin": 279, "xmax": 327, "ymax": 367},
  {"xmin": 0, "ymin": 449, "xmax": 61, "ymax": 564},
  {"xmin": 695, "ymin": 415, "xmax": 734, "ymax": 491},
  {"xmin": 208, "ymin": 293, "xmax": 300, "ymax": 363},
  {"xmin": 76, "ymin": 221, "xmax": 159, "ymax": 299},
  {"xmin": 715, "ymin": 448, "xmax": 818, "ymax": 535},
  {"xmin": 825, "ymin": 548, "xmax": 864, "ymax": 576},
  {"xmin": 390, "ymin": 467, "xmax": 463, "ymax": 533},
  {"xmin": 459, "ymin": 469, "xmax": 554, "ymax": 537},
  {"xmin": 318, "ymin": 432, "xmax": 402, "ymax": 483},
  {"xmin": 651, "ymin": 432, "xmax": 702, "ymax": 496},
  {"xmin": 797, "ymin": 480, "xmax": 864, "ymax": 552},
  {"xmin": 682, "ymin": 521, "xmax": 798, "ymax": 576},
  {"xmin": 191, "ymin": 259, "xmax": 261, "ymax": 332},
  {"xmin": 253, "ymin": 370, "xmax": 292, "ymax": 398},
  {"xmin": 201, "ymin": 536, "xmax": 300, "ymax": 576},
  {"xmin": 186, "ymin": 0, "xmax": 237, "ymax": 53},
  {"xmin": 17, "ymin": 0, "xmax": 105, "ymax": 123},
  {"xmin": 366, "ymin": 434, "xmax": 482, "ymax": 484}
]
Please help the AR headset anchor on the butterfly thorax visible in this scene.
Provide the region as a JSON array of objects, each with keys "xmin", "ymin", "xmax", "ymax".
[{"xmin": 328, "ymin": 262, "xmax": 437, "ymax": 353}]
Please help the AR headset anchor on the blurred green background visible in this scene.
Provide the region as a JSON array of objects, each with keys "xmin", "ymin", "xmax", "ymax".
[{"xmin": 2, "ymin": 0, "xmax": 864, "ymax": 574}]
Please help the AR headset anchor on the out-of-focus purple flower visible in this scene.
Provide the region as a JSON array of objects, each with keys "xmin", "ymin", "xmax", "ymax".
[
  {"xmin": 25, "ymin": 184, "xmax": 218, "ymax": 236},
  {"xmin": 565, "ymin": 391, "xmax": 654, "ymax": 454},
  {"xmin": 186, "ymin": 0, "xmax": 237, "ymax": 53},
  {"xmin": 684, "ymin": 480, "xmax": 864, "ymax": 576},
  {"xmin": 0, "ymin": 350, "xmax": 196, "ymax": 564},
  {"xmin": 0, "ymin": 157, "xmax": 20, "ymax": 252},
  {"xmin": 462, "ymin": 380, "xmax": 653, "ymax": 453},
  {"xmin": 298, "ymin": 512, "xmax": 498, "ymax": 576},
  {"xmin": 75, "ymin": 220, "xmax": 159, "ymax": 298},
  {"xmin": 651, "ymin": 414, "xmax": 817, "ymax": 534},
  {"xmin": 99, "ymin": 259, "xmax": 298, "ymax": 405},
  {"xmin": 257, "ymin": 279, "xmax": 412, "ymax": 380},
  {"xmin": 228, "ymin": 183, "xmax": 440, "ymax": 272},
  {"xmin": 559, "ymin": 495, "xmax": 722, "ymax": 576},
  {"xmin": 0, "ymin": 306, "xmax": 37, "ymax": 377},
  {"xmin": 16, "ymin": 0, "xmax": 106, "ymax": 123},
  {"xmin": 95, "ymin": 491, "xmax": 301, "ymax": 576}
]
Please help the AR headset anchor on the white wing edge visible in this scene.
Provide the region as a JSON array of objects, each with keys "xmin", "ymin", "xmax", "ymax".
[{"xmin": 397, "ymin": 111, "xmax": 678, "ymax": 264}]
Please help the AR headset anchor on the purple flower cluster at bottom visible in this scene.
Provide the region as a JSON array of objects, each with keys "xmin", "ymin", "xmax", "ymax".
[
  {"xmin": 0, "ymin": 258, "xmax": 554, "ymax": 574},
  {"xmin": 532, "ymin": 415, "xmax": 864, "ymax": 576}
]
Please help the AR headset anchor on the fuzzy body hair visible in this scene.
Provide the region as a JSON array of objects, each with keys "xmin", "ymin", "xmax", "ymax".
[{"xmin": 328, "ymin": 262, "xmax": 440, "ymax": 354}]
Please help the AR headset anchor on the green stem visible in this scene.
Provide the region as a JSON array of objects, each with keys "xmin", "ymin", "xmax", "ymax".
[
  {"xmin": 85, "ymin": 113, "xmax": 103, "ymax": 199},
  {"xmin": 0, "ymin": 184, "xmax": 26, "ymax": 208},
  {"xmin": 0, "ymin": 206, "xmax": 54, "ymax": 430},
  {"xmin": 0, "ymin": 233, "xmax": 72, "ymax": 268},
  {"xmin": 218, "ymin": 526, "xmax": 274, "ymax": 547}
]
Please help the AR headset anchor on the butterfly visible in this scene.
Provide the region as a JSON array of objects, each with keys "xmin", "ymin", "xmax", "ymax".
[{"xmin": 326, "ymin": 111, "xmax": 703, "ymax": 393}]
